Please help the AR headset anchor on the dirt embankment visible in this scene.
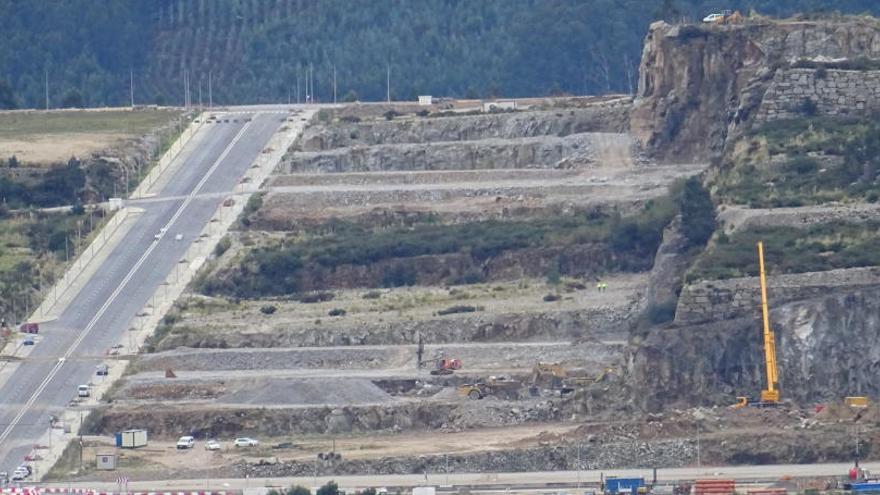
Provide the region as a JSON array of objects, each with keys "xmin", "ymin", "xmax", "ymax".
[
  {"xmin": 284, "ymin": 133, "xmax": 629, "ymax": 174},
  {"xmin": 158, "ymin": 303, "xmax": 634, "ymax": 351},
  {"xmin": 299, "ymin": 106, "xmax": 630, "ymax": 151},
  {"xmin": 85, "ymin": 398, "xmax": 567, "ymax": 438}
]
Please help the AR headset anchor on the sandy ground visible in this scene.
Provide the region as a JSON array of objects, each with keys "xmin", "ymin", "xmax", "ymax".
[{"xmin": 0, "ymin": 134, "xmax": 124, "ymax": 164}]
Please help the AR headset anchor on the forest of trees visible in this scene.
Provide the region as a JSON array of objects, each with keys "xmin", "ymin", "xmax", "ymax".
[{"xmin": 1, "ymin": 0, "xmax": 879, "ymax": 108}]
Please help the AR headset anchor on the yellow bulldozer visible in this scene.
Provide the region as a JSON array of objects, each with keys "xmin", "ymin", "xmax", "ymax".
[{"xmin": 457, "ymin": 376, "xmax": 522, "ymax": 400}]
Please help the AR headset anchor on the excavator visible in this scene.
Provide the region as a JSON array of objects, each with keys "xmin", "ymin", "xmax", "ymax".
[
  {"xmin": 530, "ymin": 363, "xmax": 615, "ymax": 395},
  {"xmin": 733, "ymin": 241, "xmax": 780, "ymax": 408},
  {"xmin": 420, "ymin": 357, "xmax": 462, "ymax": 375}
]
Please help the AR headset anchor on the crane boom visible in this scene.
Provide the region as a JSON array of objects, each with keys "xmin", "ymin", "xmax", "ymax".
[{"xmin": 757, "ymin": 241, "xmax": 780, "ymax": 403}]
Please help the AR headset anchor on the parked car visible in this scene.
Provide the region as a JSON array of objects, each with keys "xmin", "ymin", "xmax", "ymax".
[
  {"xmin": 205, "ymin": 439, "xmax": 221, "ymax": 451},
  {"xmin": 96, "ymin": 363, "xmax": 109, "ymax": 376},
  {"xmin": 11, "ymin": 465, "xmax": 31, "ymax": 481},
  {"xmin": 22, "ymin": 335, "xmax": 35, "ymax": 346},
  {"xmin": 702, "ymin": 13, "xmax": 724, "ymax": 22},
  {"xmin": 176, "ymin": 436, "xmax": 195, "ymax": 449},
  {"xmin": 77, "ymin": 384, "xmax": 90, "ymax": 397},
  {"xmin": 233, "ymin": 437, "xmax": 259, "ymax": 447}
]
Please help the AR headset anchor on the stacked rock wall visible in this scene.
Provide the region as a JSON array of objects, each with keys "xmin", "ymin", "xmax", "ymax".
[{"xmin": 757, "ymin": 68, "xmax": 880, "ymax": 121}]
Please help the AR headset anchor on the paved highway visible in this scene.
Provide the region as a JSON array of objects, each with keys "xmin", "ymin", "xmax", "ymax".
[
  {"xmin": 38, "ymin": 461, "xmax": 872, "ymax": 492},
  {"xmin": 0, "ymin": 108, "xmax": 289, "ymax": 473}
]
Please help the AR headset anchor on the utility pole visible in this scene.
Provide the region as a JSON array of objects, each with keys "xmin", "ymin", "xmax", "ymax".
[
  {"xmin": 386, "ymin": 63, "xmax": 391, "ymax": 103},
  {"xmin": 296, "ymin": 69, "xmax": 301, "ymax": 104},
  {"xmin": 198, "ymin": 78, "xmax": 202, "ymax": 108},
  {"xmin": 332, "ymin": 64, "xmax": 337, "ymax": 104},
  {"xmin": 208, "ymin": 71, "xmax": 213, "ymax": 109},
  {"xmin": 45, "ymin": 70, "xmax": 49, "ymax": 110},
  {"xmin": 129, "ymin": 67, "xmax": 135, "ymax": 107}
]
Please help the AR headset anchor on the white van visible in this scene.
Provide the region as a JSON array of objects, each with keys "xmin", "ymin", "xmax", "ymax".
[
  {"xmin": 77, "ymin": 385, "xmax": 90, "ymax": 397},
  {"xmin": 176, "ymin": 436, "xmax": 195, "ymax": 449}
]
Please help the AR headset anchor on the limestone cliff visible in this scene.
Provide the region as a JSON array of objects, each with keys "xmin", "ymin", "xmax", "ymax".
[
  {"xmin": 631, "ymin": 17, "xmax": 880, "ymax": 161},
  {"xmin": 629, "ymin": 285, "xmax": 880, "ymax": 410}
]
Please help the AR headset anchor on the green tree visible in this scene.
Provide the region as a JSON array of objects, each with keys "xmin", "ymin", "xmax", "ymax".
[
  {"xmin": 316, "ymin": 481, "xmax": 339, "ymax": 495},
  {"xmin": 60, "ymin": 89, "xmax": 84, "ymax": 108},
  {"xmin": 0, "ymin": 79, "xmax": 17, "ymax": 109},
  {"xmin": 679, "ymin": 177, "xmax": 715, "ymax": 246},
  {"xmin": 286, "ymin": 486, "xmax": 312, "ymax": 495}
]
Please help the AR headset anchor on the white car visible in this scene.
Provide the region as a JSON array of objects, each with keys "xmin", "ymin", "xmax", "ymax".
[
  {"xmin": 702, "ymin": 13, "xmax": 724, "ymax": 23},
  {"xmin": 176, "ymin": 436, "xmax": 195, "ymax": 449},
  {"xmin": 205, "ymin": 439, "xmax": 221, "ymax": 451},
  {"xmin": 11, "ymin": 466, "xmax": 30, "ymax": 481},
  {"xmin": 77, "ymin": 384, "xmax": 90, "ymax": 397},
  {"xmin": 233, "ymin": 437, "xmax": 259, "ymax": 447}
]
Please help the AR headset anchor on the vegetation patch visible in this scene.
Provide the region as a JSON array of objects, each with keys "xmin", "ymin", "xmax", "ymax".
[
  {"xmin": 688, "ymin": 222, "xmax": 880, "ymax": 281},
  {"xmin": 716, "ymin": 117, "xmax": 880, "ymax": 206},
  {"xmin": 197, "ymin": 181, "xmax": 702, "ymax": 298}
]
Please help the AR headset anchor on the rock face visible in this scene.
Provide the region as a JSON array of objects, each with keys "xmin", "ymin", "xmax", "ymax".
[
  {"xmin": 631, "ymin": 285, "xmax": 880, "ymax": 409},
  {"xmin": 631, "ymin": 18, "xmax": 880, "ymax": 161},
  {"xmin": 299, "ymin": 106, "xmax": 630, "ymax": 151},
  {"xmin": 675, "ymin": 267, "xmax": 880, "ymax": 324}
]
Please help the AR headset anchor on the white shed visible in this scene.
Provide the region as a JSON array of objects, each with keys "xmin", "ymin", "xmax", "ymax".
[
  {"xmin": 418, "ymin": 95, "xmax": 433, "ymax": 106},
  {"xmin": 96, "ymin": 453, "xmax": 117, "ymax": 470}
]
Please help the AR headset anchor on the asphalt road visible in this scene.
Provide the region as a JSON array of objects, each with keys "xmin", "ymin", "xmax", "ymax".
[
  {"xmin": 0, "ymin": 108, "xmax": 287, "ymax": 473},
  {"xmin": 38, "ymin": 461, "xmax": 875, "ymax": 492}
]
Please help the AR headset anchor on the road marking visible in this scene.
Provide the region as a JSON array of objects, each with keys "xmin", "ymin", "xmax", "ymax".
[{"xmin": 0, "ymin": 116, "xmax": 258, "ymax": 452}]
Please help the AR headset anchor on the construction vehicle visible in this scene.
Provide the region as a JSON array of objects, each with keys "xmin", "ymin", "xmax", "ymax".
[
  {"xmin": 846, "ymin": 396, "xmax": 870, "ymax": 408},
  {"xmin": 458, "ymin": 376, "xmax": 521, "ymax": 400},
  {"xmin": 733, "ymin": 241, "xmax": 780, "ymax": 408},
  {"xmin": 420, "ymin": 357, "xmax": 462, "ymax": 375},
  {"xmin": 702, "ymin": 10, "xmax": 744, "ymax": 25},
  {"xmin": 531, "ymin": 363, "xmax": 614, "ymax": 395}
]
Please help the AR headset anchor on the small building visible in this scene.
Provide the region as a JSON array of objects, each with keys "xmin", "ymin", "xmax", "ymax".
[
  {"xmin": 482, "ymin": 99, "xmax": 517, "ymax": 112},
  {"xmin": 418, "ymin": 95, "xmax": 433, "ymax": 106},
  {"xmin": 96, "ymin": 453, "xmax": 117, "ymax": 471},
  {"xmin": 108, "ymin": 197, "xmax": 123, "ymax": 211},
  {"xmin": 115, "ymin": 429, "xmax": 148, "ymax": 448}
]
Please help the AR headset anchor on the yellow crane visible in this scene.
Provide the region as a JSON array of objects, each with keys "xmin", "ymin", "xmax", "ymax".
[{"xmin": 734, "ymin": 241, "xmax": 780, "ymax": 408}]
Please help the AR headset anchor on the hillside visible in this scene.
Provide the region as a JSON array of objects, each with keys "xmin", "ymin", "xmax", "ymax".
[{"xmin": 4, "ymin": 0, "xmax": 880, "ymax": 108}]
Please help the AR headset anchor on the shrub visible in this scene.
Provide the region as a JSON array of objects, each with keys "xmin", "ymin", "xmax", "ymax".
[
  {"xmin": 381, "ymin": 264, "xmax": 417, "ymax": 288},
  {"xmin": 451, "ymin": 269, "xmax": 485, "ymax": 285},
  {"xmin": 646, "ymin": 302, "xmax": 677, "ymax": 324},
  {"xmin": 437, "ymin": 305, "xmax": 477, "ymax": 316},
  {"xmin": 214, "ymin": 236, "xmax": 232, "ymax": 257},
  {"xmin": 543, "ymin": 294, "xmax": 561, "ymax": 302},
  {"xmin": 260, "ymin": 305, "xmax": 277, "ymax": 315},
  {"xmin": 362, "ymin": 290, "xmax": 382, "ymax": 299},
  {"xmin": 795, "ymin": 98, "xmax": 819, "ymax": 117},
  {"xmin": 680, "ymin": 177, "xmax": 716, "ymax": 247},
  {"xmin": 297, "ymin": 292, "xmax": 335, "ymax": 303},
  {"xmin": 328, "ymin": 308, "xmax": 346, "ymax": 317},
  {"xmin": 316, "ymin": 482, "xmax": 339, "ymax": 495},
  {"xmin": 384, "ymin": 110, "xmax": 401, "ymax": 121}
]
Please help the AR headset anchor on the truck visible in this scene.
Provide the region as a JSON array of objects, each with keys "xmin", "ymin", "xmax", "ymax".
[
  {"xmin": 605, "ymin": 478, "xmax": 646, "ymax": 495},
  {"xmin": 115, "ymin": 429, "xmax": 148, "ymax": 448}
]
